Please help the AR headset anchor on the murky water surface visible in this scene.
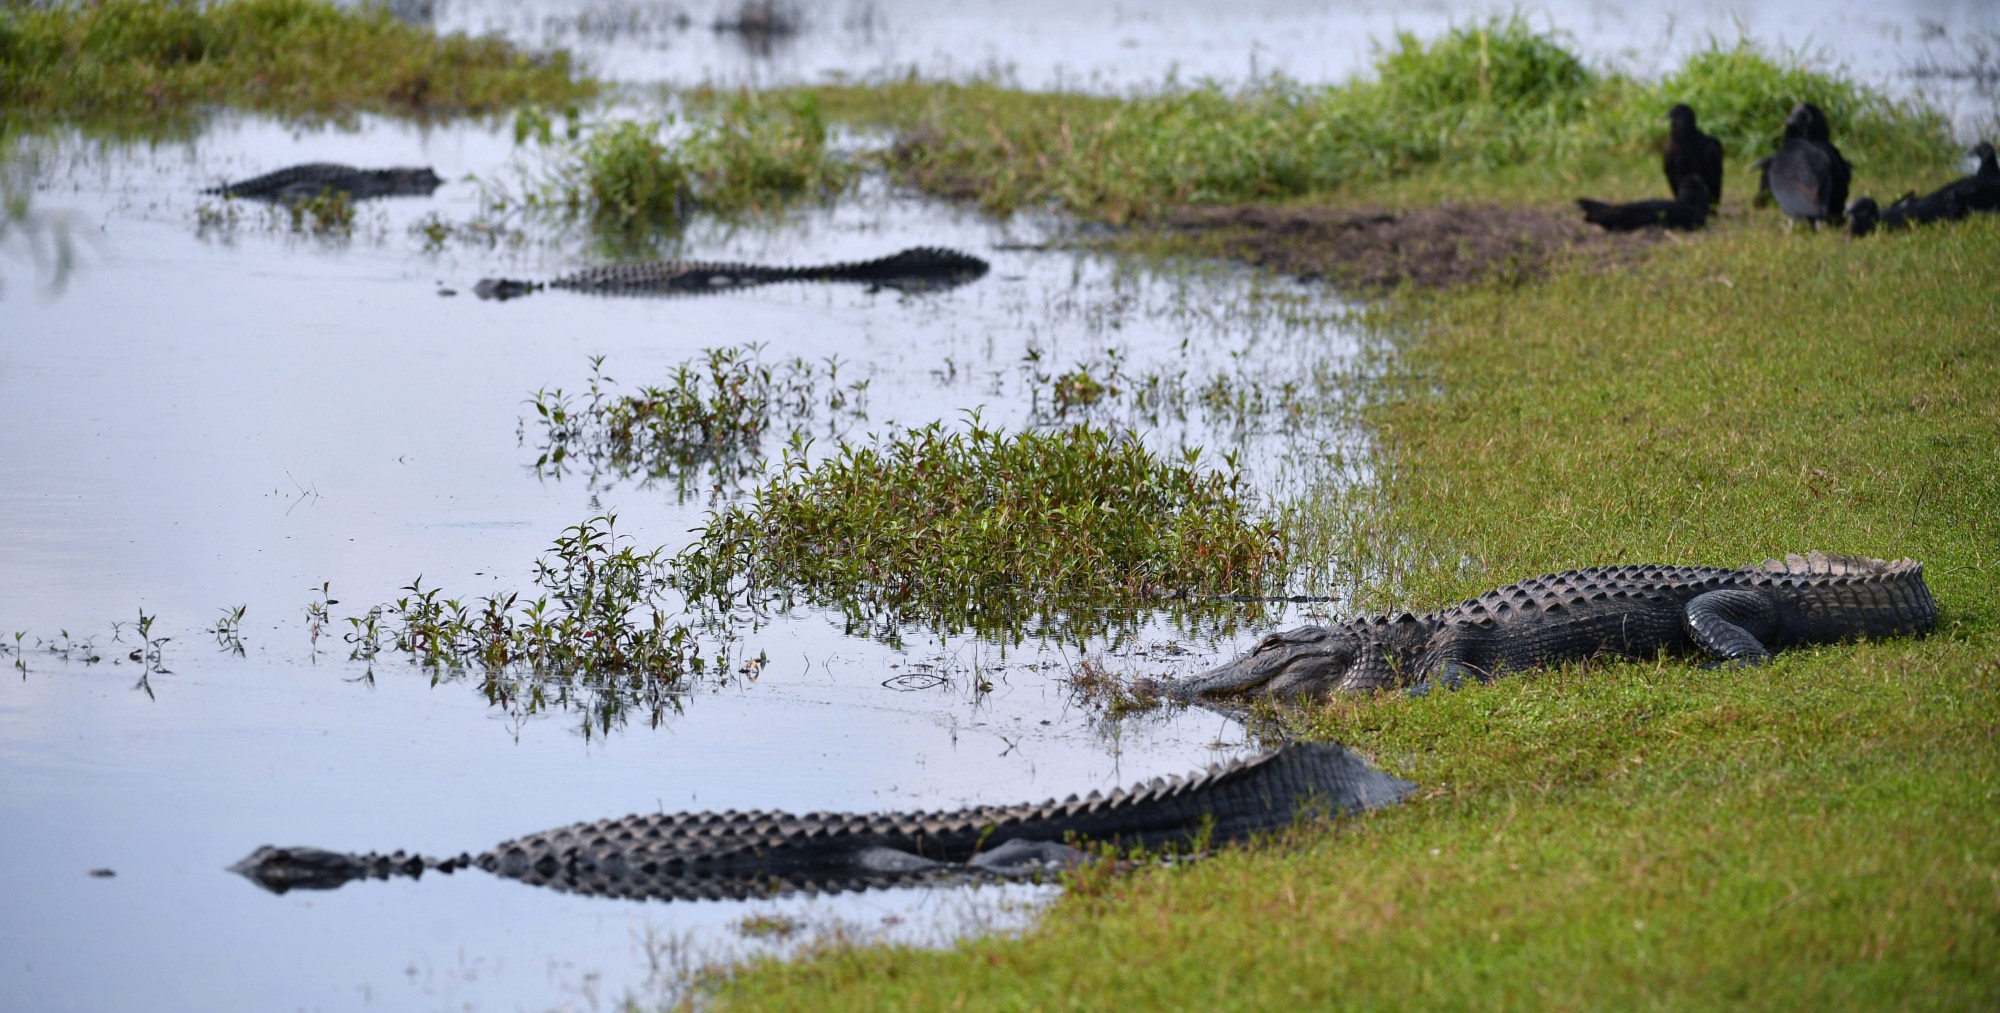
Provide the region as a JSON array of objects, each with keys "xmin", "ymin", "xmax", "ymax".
[{"xmin": 3, "ymin": 2, "xmax": 1995, "ymax": 1010}]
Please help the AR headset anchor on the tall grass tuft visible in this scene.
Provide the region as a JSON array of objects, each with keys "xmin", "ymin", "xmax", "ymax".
[{"xmin": 1656, "ymin": 39, "xmax": 1954, "ymax": 161}]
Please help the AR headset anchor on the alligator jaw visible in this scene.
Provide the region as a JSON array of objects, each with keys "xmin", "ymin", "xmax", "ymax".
[{"xmin": 1147, "ymin": 626, "xmax": 1361, "ymax": 707}]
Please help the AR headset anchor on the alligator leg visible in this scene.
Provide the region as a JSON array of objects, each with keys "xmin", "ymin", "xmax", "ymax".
[{"xmin": 1682, "ymin": 589, "xmax": 1779, "ymax": 665}]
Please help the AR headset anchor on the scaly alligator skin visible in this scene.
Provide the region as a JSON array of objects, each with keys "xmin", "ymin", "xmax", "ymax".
[
  {"xmin": 230, "ymin": 743, "xmax": 1411, "ymax": 902},
  {"xmin": 472, "ymin": 246, "xmax": 989, "ymax": 300},
  {"xmin": 1150, "ymin": 552, "xmax": 1936, "ymax": 704},
  {"xmin": 202, "ymin": 163, "xmax": 445, "ymax": 202}
]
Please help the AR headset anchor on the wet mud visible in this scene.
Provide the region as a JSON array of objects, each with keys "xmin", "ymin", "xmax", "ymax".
[{"xmin": 1164, "ymin": 203, "xmax": 1669, "ymax": 290}]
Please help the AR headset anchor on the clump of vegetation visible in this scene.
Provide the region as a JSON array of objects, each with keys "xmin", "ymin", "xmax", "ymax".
[
  {"xmin": 0, "ymin": 0, "xmax": 595, "ymax": 132},
  {"xmin": 494, "ymin": 92, "xmax": 855, "ymax": 232},
  {"xmin": 673, "ymin": 417, "xmax": 1285, "ymax": 642},
  {"xmin": 798, "ymin": 19, "xmax": 1952, "ymax": 218},
  {"xmin": 283, "ymin": 188, "xmax": 356, "ymax": 233},
  {"xmin": 525, "ymin": 348, "xmax": 868, "ymax": 497},
  {"xmin": 342, "ymin": 515, "xmax": 728, "ymax": 733}
]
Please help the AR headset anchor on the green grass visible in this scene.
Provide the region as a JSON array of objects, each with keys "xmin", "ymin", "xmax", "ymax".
[
  {"xmin": 0, "ymin": 0, "xmax": 594, "ymax": 132},
  {"xmin": 705, "ymin": 217, "xmax": 2000, "ymax": 1008},
  {"xmin": 493, "ymin": 92, "xmax": 855, "ymax": 234},
  {"xmin": 793, "ymin": 21, "xmax": 1955, "ymax": 220},
  {"xmin": 672, "ymin": 417, "xmax": 1284, "ymax": 645}
]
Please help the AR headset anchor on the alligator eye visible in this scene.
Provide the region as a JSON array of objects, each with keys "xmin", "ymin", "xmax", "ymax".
[{"xmin": 1254, "ymin": 633, "xmax": 1289, "ymax": 653}]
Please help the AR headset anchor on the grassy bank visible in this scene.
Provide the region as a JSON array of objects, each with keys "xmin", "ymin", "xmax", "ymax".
[
  {"xmin": 707, "ymin": 217, "xmax": 2000, "ymax": 1007},
  {"xmin": 795, "ymin": 21, "xmax": 1958, "ymax": 220},
  {"xmin": 0, "ymin": 0, "xmax": 594, "ymax": 132}
]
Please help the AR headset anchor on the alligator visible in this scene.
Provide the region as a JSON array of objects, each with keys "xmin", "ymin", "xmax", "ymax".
[
  {"xmin": 230, "ymin": 742, "xmax": 1412, "ymax": 902},
  {"xmin": 472, "ymin": 246, "xmax": 990, "ymax": 301},
  {"xmin": 201, "ymin": 163, "xmax": 445, "ymax": 202},
  {"xmin": 1145, "ymin": 552, "xmax": 1936, "ymax": 705},
  {"xmin": 1662, "ymin": 103, "xmax": 1724, "ymax": 205}
]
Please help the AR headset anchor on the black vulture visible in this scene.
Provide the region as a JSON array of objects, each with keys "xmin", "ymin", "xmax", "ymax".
[
  {"xmin": 1577, "ymin": 175, "xmax": 1710, "ymax": 231},
  {"xmin": 1663, "ymin": 104, "xmax": 1724, "ymax": 205},
  {"xmin": 1767, "ymin": 103, "xmax": 1851, "ymax": 223},
  {"xmin": 1918, "ymin": 140, "xmax": 2000, "ymax": 213},
  {"xmin": 1846, "ymin": 189, "xmax": 1970, "ymax": 237}
]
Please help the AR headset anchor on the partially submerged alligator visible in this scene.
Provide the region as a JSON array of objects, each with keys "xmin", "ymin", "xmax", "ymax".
[
  {"xmin": 473, "ymin": 246, "xmax": 989, "ymax": 300},
  {"xmin": 231, "ymin": 742, "xmax": 1412, "ymax": 902},
  {"xmin": 1147, "ymin": 552, "xmax": 1936, "ymax": 705},
  {"xmin": 202, "ymin": 163, "xmax": 444, "ymax": 202}
]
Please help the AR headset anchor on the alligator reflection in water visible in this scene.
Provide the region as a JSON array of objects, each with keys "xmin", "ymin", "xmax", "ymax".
[
  {"xmin": 472, "ymin": 246, "xmax": 990, "ymax": 300},
  {"xmin": 231, "ymin": 743, "xmax": 1413, "ymax": 902}
]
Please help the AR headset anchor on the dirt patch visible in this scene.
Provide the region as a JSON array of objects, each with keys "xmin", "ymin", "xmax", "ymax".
[{"xmin": 1162, "ymin": 203, "xmax": 1670, "ymax": 290}]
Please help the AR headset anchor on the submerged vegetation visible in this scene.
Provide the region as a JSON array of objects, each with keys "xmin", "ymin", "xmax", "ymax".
[
  {"xmin": 674, "ymin": 418, "xmax": 1285, "ymax": 643},
  {"xmin": 795, "ymin": 19, "xmax": 1955, "ymax": 219},
  {"xmin": 0, "ymin": 0, "xmax": 594, "ymax": 131}
]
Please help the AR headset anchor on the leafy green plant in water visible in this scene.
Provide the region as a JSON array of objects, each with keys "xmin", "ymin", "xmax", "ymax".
[
  {"xmin": 283, "ymin": 188, "xmax": 356, "ymax": 234},
  {"xmin": 360, "ymin": 515, "xmax": 724, "ymax": 733},
  {"xmin": 673, "ymin": 416, "xmax": 1285, "ymax": 643},
  {"xmin": 212, "ymin": 604, "xmax": 247, "ymax": 657},
  {"xmin": 488, "ymin": 93, "xmax": 855, "ymax": 234},
  {"xmin": 525, "ymin": 349, "xmax": 868, "ymax": 498},
  {"xmin": 572, "ymin": 119, "xmax": 693, "ymax": 229}
]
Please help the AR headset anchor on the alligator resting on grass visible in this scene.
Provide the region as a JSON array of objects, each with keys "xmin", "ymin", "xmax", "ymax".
[
  {"xmin": 201, "ymin": 163, "xmax": 445, "ymax": 202},
  {"xmin": 230, "ymin": 743, "xmax": 1410, "ymax": 902},
  {"xmin": 1147, "ymin": 552, "xmax": 1936, "ymax": 706},
  {"xmin": 472, "ymin": 246, "xmax": 989, "ymax": 300}
]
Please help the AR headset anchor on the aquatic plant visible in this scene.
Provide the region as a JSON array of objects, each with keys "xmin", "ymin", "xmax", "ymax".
[
  {"xmin": 0, "ymin": 0, "xmax": 595, "ymax": 132},
  {"xmin": 673, "ymin": 416, "xmax": 1285, "ymax": 642},
  {"xmin": 491, "ymin": 93, "xmax": 855, "ymax": 232},
  {"xmin": 525, "ymin": 349, "xmax": 868, "ymax": 498}
]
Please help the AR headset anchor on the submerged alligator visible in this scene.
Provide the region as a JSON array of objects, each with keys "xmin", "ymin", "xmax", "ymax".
[
  {"xmin": 202, "ymin": 163, "xmax": 445, "ymax": 202},
  {"xmin": 1148, "ymin": 552, "xmax": 1936, "ymax": 705},
  {"xmin": 231, "ymin": 742, "xmax": 1412, "ymax": 902},
  {"xmin": 472, "ymin": 246, "xmax": 989, "ymax": 300}
]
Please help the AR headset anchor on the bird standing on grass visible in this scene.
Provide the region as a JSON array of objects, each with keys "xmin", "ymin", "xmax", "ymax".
[
  {"xmin": 1663, "ymin": 104, "xmax": 1724, "ymax": 205},
  {"xmin": 1767, "ymin": 103, "xmax": 1852, "ymax": 223}
]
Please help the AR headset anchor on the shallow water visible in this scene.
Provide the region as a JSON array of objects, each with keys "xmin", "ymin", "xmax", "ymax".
[{"xmin": 3, "ymin": 2, "xmax": 1996, "ymax": 1010}]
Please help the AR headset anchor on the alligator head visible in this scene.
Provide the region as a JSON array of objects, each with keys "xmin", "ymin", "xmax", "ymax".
[{"xmin": 1145, "ymin": 615, "xmax": 1435, "ymax": 706}]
